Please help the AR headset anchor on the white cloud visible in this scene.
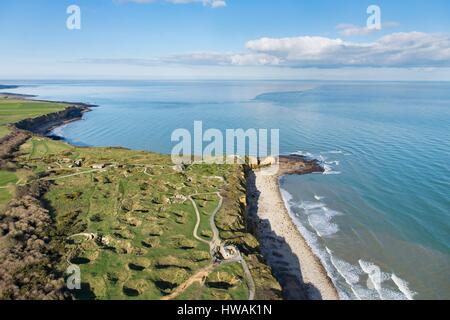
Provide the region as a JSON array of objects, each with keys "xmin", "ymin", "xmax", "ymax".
[
  {"xmin": 167, "ymin": 52, "xmax": 281, "ymax": 66},
  {"xmin": 86, "ymin": 52, "xmax": 279, "ymax": 66},
  {"xmin": 229, "ymin": 53, "xmax": 281, "ymax": 66},
  {"xmin": 163, "ymin": 53, "xmax": 232, "ymax": 65},
  {"xmin": 78, "ymin": 58, "xmax": 160, "ymax": 66},
  {"xmin": 336, "ymin": 21, "xmax": 400, "ymax": 36},
  {"xmin": 209, "ymin": 0, "xmax": 226, "ymax": 8},
  {"xmin": 246, "ymin": 36, "xmax": 346, "ymax": 61},
  {"xmin": 245, "ymin": 32, "xmax": 450, "ymax": 68},
  {"xmin": 117, "ymin": 0, "xmax": 226, "ymax": 8},
  {"xmin": 335, "ymin": 24, "xmax": 377, "ymax": 36},
  {"xmin": 78, "ymin": 32, "xmax": 450, "ymax": 69}
]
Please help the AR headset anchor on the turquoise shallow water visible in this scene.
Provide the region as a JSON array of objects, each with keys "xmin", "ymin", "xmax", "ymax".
[{"xmin": 2, "ymin": 80, "xmax": 449, "ymax": 299}]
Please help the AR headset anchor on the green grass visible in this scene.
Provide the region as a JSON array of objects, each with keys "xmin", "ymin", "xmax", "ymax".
[
  {"xmin": 0, "ymin": 125, "xmax": 10, "ymax": 139},
  {"xmin": 23, "ymin": 137, "xmax": 73, "ymax": 159},
  {"xmin": 32, "ymin": 144, "xmax": 256, "ymax": 300},
  {"xmin": 0, "ymin": 170, "xmax": 18, "ymax": 207},
  {"xmin": 0, "ymin": 98, "xmax": 67, "ymax": 126},
  {"xmin": 0, "ymin": 170, "xmax": 17, "ymax": 186},
  {"xmin": 20, "ymin": 143, "xmax": 222, "ymax": 299},
  {"xmin": 0, "ymin": 98, "xmax": 72, "ymax": 204}
]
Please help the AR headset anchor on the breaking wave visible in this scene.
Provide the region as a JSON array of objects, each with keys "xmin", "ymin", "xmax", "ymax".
[
  {"xmin": 279, "ymin": 186, "xmax": 416, "ymax": 300},
  {"xmin": 293, "ymin": 150, "xmax": 343, "ymax": 175}
]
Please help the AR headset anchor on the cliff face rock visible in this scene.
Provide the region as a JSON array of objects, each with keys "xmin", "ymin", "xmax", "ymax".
[{"xmin": 14, "ymin": 106, "xmax": 90, "ymax": 135}]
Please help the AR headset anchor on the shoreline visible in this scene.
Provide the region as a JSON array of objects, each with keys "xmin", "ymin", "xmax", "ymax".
[
  {"xmin": 0, "ymin": 93, "xmax": 95, "ymax": 164},
  {"xmin": 1, "ymin": 90, "xmax": 340, "ymax": 300},
  {"xmin": 247, "ymin": 156, "xmax": 339, "ymax": 300}
]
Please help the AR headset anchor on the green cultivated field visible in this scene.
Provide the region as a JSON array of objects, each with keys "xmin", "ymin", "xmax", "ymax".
[{"xmin": 0, "ymin": 97, "xmax": 67, "ymax": 125}]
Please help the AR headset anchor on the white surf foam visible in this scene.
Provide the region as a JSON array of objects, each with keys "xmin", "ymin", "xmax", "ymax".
[
  {"xmin": 323, "ymin": 164, "xmax": 341, "ymax": 175},
  {"xmin": 50, "ymin": 124, "xmax": 68, "ymax": 137},
  {"xmin": 381, "ymin": 287, "xmax": 408, "ymax": 300},
  {"xmin": 293, "ymin": 150, "xmax": 320, "ymax": 161},
  {"xmin": 392, "ymin": 274, "xmax": 417, "ymax": 300},
  {"xmin": 326, "ymin": 248, "xmax": 363, "ymax": 299},
  {"xmin": 280, "ymin": 190, "xmax": 324, "ymax": 256},
  {"xmin": 299, "ymin": 201, "xmax": 326, "ymax": 211},
  {"xmin": 280, "ymin": 183, "xmax": 415, "ymax": 301},
  {"xmin": 326, "ymin": 248, "xmax": 361, "ymax": 284},
  {"xmin": 298, "ymin": 200, "xmax": 342, "ymax": 237},
  {"xmin": 293, "ymin": 150, "xmax": 312, "ymax": 158},
  {"xmin": 359, "ymin": 260, "xmax": 390, "ymax": 293},
  {"xmin": 279, "ymin": 186, "xmax": 402, "ymax": 301},
  {"xmin": 358, "ymin": 260, "xmax": 410, "ymax": 300},
  {"xmin": 326, "ymin": 249, "xmax": 381, "ymax": 300},
  {"xmin": 279, "ymin": 188, "xmax": 349, "ymax": 299},
  {"xmin": 308, "ymin": 214, "xmax": 339, "ymax": 237},
  {"xmin": 294, "ymin": 150, "xmax": 342, "ymax": 174},
  {"xmin": 279, "ymin": 187, "xmax": 293, "ymax": 203}
]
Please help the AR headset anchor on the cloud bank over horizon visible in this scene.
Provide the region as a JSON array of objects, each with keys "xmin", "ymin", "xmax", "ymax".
[
  {"xmin": 335, "ymin": 21, "xmax": 400, "ymax": 36},
  {"xmin": 79, "ymin": 32, "xmax": 450, "ymax": 69},
  {"xmin": 117, "ymin": 0, "xmax": 226, "ymax": 8}
]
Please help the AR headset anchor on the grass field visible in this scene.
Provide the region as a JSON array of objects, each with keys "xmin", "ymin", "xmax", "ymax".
[
  {"xmin": 0, "ymin": 125, "xmax": 10, "ymax": 138},
  {"xmin": 0, "ymin": 97, "xmax": 67, "ymax": 126},
  {"xmin": 0, "ymin": 170, "xmax": 18, "ymax": 208},
  {"xmin": 16, "ymin": 140, "xmax": 255, "ymax": 299},
  {"xmin": 1, "ymin": 97, "xmax": 282, "ymax": 300},
  {"xmin": 26, "ymin": 137, "xmax": 73, "ymax": 158}
]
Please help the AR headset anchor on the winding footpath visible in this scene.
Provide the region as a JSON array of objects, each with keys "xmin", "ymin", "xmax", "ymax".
[
  {"xmin": 169, "ymin": 190, "xmax": 256, "ymax": 300},
  {"xmin": 189, "ymin": 194, "xmax": 212, "ymax": 246},
  {"xmin": 0, "ymin": 168, "xmax": 105, "ymax": 189}
]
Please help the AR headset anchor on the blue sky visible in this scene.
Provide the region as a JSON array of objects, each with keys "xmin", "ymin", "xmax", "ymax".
[{"xmin": 1, "ymin": 0, "xmax": 450, "ymax": 80}]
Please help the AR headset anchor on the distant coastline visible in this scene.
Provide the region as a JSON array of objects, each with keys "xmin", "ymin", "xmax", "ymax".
[
  {"xmin": 0, "ymin": 85, "xmax": 20, "ymax": 90},
  {"xmin": 0, "ymin": 90, "xmax": 97, "ymax": 137}
]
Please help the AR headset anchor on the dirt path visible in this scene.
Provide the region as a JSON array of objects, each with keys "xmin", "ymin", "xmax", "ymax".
[
  {"xmin": 42, "ymin": 168, "xmax": 104, "ymax": 181},
  {"xmin": 0, "ymin": 168, "xmax": 105, "ymax": 189},
  {"xmin": 175, "ymin": 191, "xmax": 256, "ymax": 300},
  {"xmin": 189, "ymin": 194, "xmax": 212, "ymax": 245},
  {"xmin": 161, "ymin": 192, "xmax": 219, "ymax": 300},
  {"xmin": 160, "ymin": 264, "xmax": 217, "ymax": 300},
  {"xmin": 209, "ymin": 192, "xmax": 223, "ymax": 244}
]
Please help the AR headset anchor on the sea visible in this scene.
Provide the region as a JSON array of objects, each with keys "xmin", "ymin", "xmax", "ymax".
[{"xmin": 2, "ymin": 80, "xmax": 449, "ymax": 299}]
